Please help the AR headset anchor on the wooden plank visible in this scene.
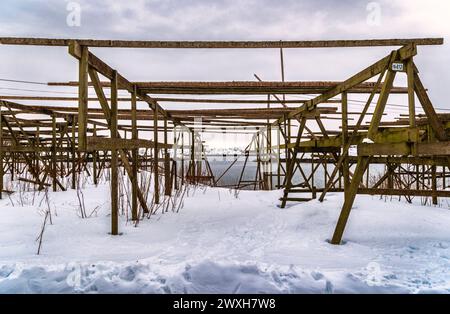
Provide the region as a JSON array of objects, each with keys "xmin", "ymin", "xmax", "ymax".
[
  {"xmin": 358, "ymin": 142, "xmax": 411, "ymax": 156},
  {"xmin": 86, "ymin": 137, "xmax": 169, "ymax": 150},
  {"xmin": 2, "ymin": 37, "xmax": 444, "ymax": 48},
  {"xmin": 357, "ymin": 188, "xmax": 450, "ymax": 197},
  {"xmin": 416, "ymin": 142, "xmax": 450, "ymax": 155}
]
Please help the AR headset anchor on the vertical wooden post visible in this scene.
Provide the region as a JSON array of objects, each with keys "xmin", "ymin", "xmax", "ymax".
[
  {"xmin": 443, "ymin": 166, "xmax": 446, "ymax": 190},
  {"xmin": 110, "ymin": 70, "xmax": 119, "ymax": 235},
  {"xmin": 406, "ymin": 58, "xmax": 416, "ymax": 128},
  {"xmin": 173, "ymin": 130, "xmax": 178, "ymax": 190},
  {"xmin": 78, "ymin": 46, "xmax": 89, "ymax": 151},
  {"xmin": 131, "ymin": 86, "xmax": 138, "ymax": 220},
  {"xmin": 311, "ymin": 154, "xmax": 315, "ymax": 190},
  {"xmin": 387, "ymin": 164, "xmax": 394, "ymax": 189},
  {"xmin": 36, "ymin": 126, "xmax": 40, "ymax": 175},
  {"xmin": 341, "ymin": 92, "xmax": 350, "ymax": 197},
  {"xmin": 181, "ymin": 131, "xmax": 185, "ymax": 186},
  {"xmin": 432, "ymin": 164, "xmax": 438, "ymax": 205},
  {"xmin": 277, "ymin": 125, "xmax": 281, "ymax": 189},
  {"xmin": 154, "ymin": 107, "xmax": 160, "ymax": 204},
  {"xmin": 10, "ymin": 152, "xmax": 14, "ymax": 182},
  {"xmin": 190, "ymin": 131, "xmax": 195, "ymax": 178},
  {"xmin": 92, "ymin": 124, "xmax": 98, "ymax": 186},
  {"xmin": 416, "ymin": 165, "xmax": 420, "ymax": 190},
  {"xmin": 287, "ymin": 118, "xmax": 291, "ymax": 167},
  {"xmin": 52, "ymin": 115, "xmax": 57, "ymax": 192},
  {"xmin": 71, "ymin": 116, "xmax": 76, "ymax": 190},
  {"xmin": 0, "ymin": 106, "xmax": 3, "ymax": 199},
  {"xmin": 164, "ymin": 118, "xmax": 171, "ymax": 196},
  {"xmin": 60, "ymin": 126, "xmax": 65, "ymax": 177},
  {"xmin": 267, "ymin": 125, "xmax": 272, "ymax": 190}
]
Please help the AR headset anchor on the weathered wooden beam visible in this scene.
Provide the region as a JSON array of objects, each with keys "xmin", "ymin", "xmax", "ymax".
[
  {"xmin": 47, "ymin": 81, "xmax": 408, "ymax": 95},
  {"xmin": 0, "ymin": 105, "xmax": 3, "ymax": 199},
  {"xmin": 86, "ymin": 137, "xmax": 169, "ymax": 151},
  {"xmin": 0, "ymin": 95, "xmax": 314, "ymax": 104},
  {"xmin": 406, "ymin": 59, "xmax": 416, "ymax": 128},
  {"xmin": 357, "ymin": 188, "xmax": 450, "ymax": 197},
  {"xmin": 78, "ymin": 45, "xmax": 89, "ymax": 151},
  {"xmin": 52, "ymin": 115, "xmax": 57, "ymax": 192},
  {"xmin": 358, "ymin": 142, "xmax": 450, "ymax": 156},
  {"xmin": 1, "ymin": 37, "xmax": 443, "ymax": 48},
  {"xmin": 110, "ymin": 70, "xmax": 119, "ymax": 236},
  {"xmin": 154, "ymin": 106, "xmax": 160, "ymax": 205},
  {"xmin": 131, "ymin": 86, "xmax": 138, "ymax": 221}
]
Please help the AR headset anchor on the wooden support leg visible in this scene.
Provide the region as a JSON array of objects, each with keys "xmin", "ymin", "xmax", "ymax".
[
  {"xmin": 71, "ymin": 118, "xmax": 76, "ymax": 189},
  {"xmin": 131, "ymin": 86, "xmax": 138, "ymax": 221},
  {"xmin": 154, "ymin": 108, "xmax": 159, "ymax": 204},
  {"xmin": 0, "ymin": 107, "xmax": 3, "ymax": 199},
  {"xmin": 77, "ymin": 45, "xmax": 89, "ymax": 151},
  {"xmin": 110, "ymin": 71, "xmax": 119, "ymax": 235},
  {"xmin": 164, "ymin": 118, "xmax": 171, "ymax": 196},
  {"xmin": 331, "ymin": 157, "xmax": 370, "ymax": 245},
  {"xmin": 92, "ymin": 124, "xmax": 98, "ymax": 186},
  {"xmin": 432, "ymin": 165, "xmax": 438, "ymax": 205},
  {"xmin": 181, "ymin": 132, "xmax": 185, "ymax": 186},
  {"xmin": 52, "ymin": 115, "xmax": 57, "ymax": 192}
]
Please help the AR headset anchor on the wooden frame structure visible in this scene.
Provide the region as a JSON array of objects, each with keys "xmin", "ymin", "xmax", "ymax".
[{"xmin": 0, "ymin": 37, "xmax": 448, "ymax": 243}]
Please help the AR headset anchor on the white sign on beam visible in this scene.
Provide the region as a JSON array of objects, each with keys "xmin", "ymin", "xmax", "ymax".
[{"xmin": 391, "ymin": 62, "xmax": 405, "ymax": 72}]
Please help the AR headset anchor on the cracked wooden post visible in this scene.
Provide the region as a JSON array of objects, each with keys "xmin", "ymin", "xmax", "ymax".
[
  {"xmin": 131, "ymin": 86, "xmax": 139, "ymax": 221},
  {"xmin": 110, "ymin": 70, "xmax": 119, "ymax": 235}
]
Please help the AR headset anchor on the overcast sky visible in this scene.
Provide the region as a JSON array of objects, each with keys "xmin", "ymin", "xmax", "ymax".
[{"xmin": 0, "ymin": 0, "xmax": 449, "ymax": 147}]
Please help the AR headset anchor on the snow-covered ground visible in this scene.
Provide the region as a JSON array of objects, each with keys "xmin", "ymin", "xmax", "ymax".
[{"xmin": 0, "ymin": 180, "xmax": 449, "ymax": 293}]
